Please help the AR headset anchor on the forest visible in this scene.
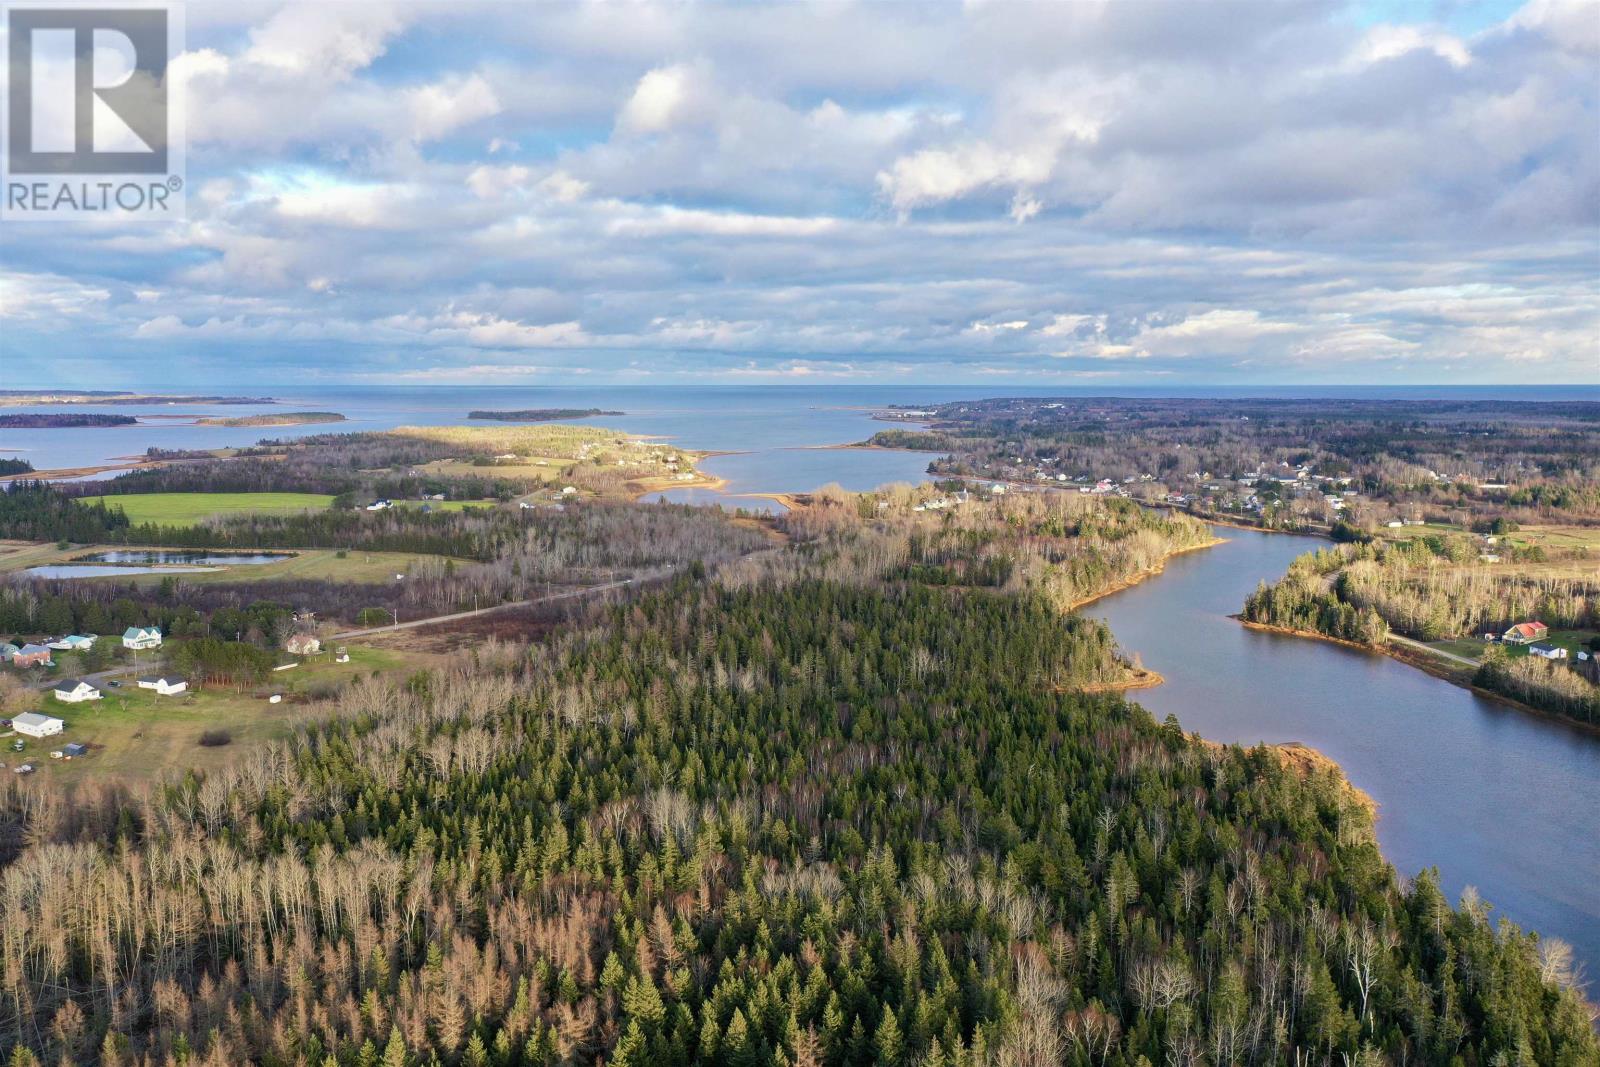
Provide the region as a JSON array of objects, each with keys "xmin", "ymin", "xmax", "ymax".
[
  {"xmin": 0, "ymin": 491, "xmax": 1591, "ymax": 1067},
  {"xmin": 0, "ymin": 414, "xmax": 136, "ymax": 429},
  {"xmin": 870, "ymin": 397, "xmax": 1600, "ymax": 529}
]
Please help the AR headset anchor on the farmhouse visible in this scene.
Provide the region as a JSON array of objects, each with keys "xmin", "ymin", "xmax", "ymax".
[
  {"xmin": 122, "ymin": 626, "xmax": 162, "ymax": 650},
  {"xmin": 12, "ymin": 644, "xmax": 52, "ymax": 667},
  {"xmin": 285, "ymin": 633, "xmax": 321, "ymax": 655},
  {"xmin": 1528, "ymin": 643, "xmax": 1567, "ymax": 660},
  {"xmin": 136, "ymin": 675, "xmax": 189, "ymax": 696},
  {"xmin": 1502, "ymin": 622, "xmax": 1549, "ymax": 645},
  {"xmin": 13, "ymin": 712, "xmax": 64, "ymax": 738},
  {"xmin": 52, "ymin": 679, "xmax": 101, "ymax": 703}
]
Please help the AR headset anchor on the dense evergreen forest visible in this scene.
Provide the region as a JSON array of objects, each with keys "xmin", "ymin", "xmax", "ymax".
[{"xmin": 0, "ymin": 497, "xmax": 1591, "ymax": 1067}]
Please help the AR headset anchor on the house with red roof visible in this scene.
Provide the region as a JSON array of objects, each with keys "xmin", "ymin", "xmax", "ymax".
[{"xmin": 1502, "ymin": 621, "xmax": 1549, "ymax": 644}]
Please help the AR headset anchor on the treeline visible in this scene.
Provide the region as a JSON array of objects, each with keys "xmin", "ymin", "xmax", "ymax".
[
  {"xmin": 1475, "ymin": 648, "xmax": 1600, "ymax": 725},
  {"xmin": 0, "ymin": 413, "xmax": 135, "ymax": 428},
  {"xmin": 0, "ymin": 519, "xmax": 1590, "ymax": 1066},
  {"xmin": 0, "ymin": 580, "xmax": 301, "ymax": 650},
  {"xmin": 0, "ymin": 483, "xmax": 131, "ymax": 542},
  {"xmin": 168, "ymin": 637, "xmax": 280, "ymax": 687},
  {"xmin": 77, "ymin": 454, "xmax": 519, "ymax": 502},
  {"xmin": 1242, "ymin": 574, "xmax": 1392, "ymax": 646},
  {"xmin": 0, "ymin": 459, "xmax": 33, "ymax": 476}
]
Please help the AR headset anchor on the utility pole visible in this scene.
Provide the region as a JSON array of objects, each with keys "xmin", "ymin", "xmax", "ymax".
[{"xmin": 390, "ymin": 608, "xmax": 399, "ymax": 630}]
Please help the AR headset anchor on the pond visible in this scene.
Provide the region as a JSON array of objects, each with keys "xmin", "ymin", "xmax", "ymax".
[
  {"xmin": 23, "ymin": 564, "xmax": 218, "ymax": 579},
  {"xmin": 74, "ymin": 550, "xmax": 294, "ymax": 566}
]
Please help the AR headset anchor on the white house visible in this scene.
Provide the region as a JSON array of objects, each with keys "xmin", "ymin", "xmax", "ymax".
[
  {"xmin": 13, "ymin": 712, "xmax": 64, "ymax": 738},
  {"xmin": 122, "ymin": 626, "xmax": 162, "ymax": 650},
  {"xmin": 47, "ymin": 635, "xmax": 96, "ymax": 652},
  {"xmin": 285, "ymin": 633, "xmax": 321, "ymax": 655},
  {"xmin": 52, "ymin": 679, "xmax": 101, "ymax": 703},
  {"xmin": 136, "ymin": 675, "xmax": 189, "ymax": 696},
  {"xmin": 1528, "ymin": 643, "xmax": 1568, "ymax": 660},
  {"xmin": 365, "ymin": 499, "xmax": 393, "ymax": 511}
]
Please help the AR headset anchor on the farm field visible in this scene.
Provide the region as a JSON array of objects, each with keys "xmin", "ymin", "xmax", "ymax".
[
  {"xmin": 417, "ymin": 458, "xmax": 569, "ymax": 482},
  {"xmin": 28, "ymin": 645, "xmax": 406, "ymax": 783},
  {"xmin": 83, "ymin": 492, "xmax": 335, "ymax": 525}
]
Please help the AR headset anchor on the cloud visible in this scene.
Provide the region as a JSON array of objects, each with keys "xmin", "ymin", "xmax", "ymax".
[
  {"xmin": 0, "ymin": 0, "xmax": 1594, "ymax": 386},
  {"xmin": 618, "ymin": 63, "xmax": 706, "ymax": 134}
]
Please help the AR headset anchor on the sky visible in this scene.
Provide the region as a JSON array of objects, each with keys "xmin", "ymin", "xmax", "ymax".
[{"xmin": 1, "ymin": 0, "xmax": 1597, "ymax": 388}]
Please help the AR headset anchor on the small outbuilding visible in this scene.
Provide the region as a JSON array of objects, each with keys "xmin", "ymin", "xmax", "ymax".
[
  {"xmin": 13, "ymin": 712, "xmax": 64, "ymax": 738},
  {"xmin": 137, "ymin": 675, "xmax": 189, "ymax": 696}
]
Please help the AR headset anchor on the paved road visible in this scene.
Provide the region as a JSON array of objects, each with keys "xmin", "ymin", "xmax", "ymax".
[
  {"xmin": 1387, "ymin": 632, "xmax": 1479, "ymax": 667},
  {"xmin": 329, "ymin": 572, "xmax": 660, "ymax": 639}
]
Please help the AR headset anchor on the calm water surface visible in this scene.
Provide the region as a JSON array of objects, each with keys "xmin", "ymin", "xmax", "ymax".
[
  {"xmin": 24, "ymin": 565, "xmax": 216, "ymax": 578},
  {"xmin": 77, "ymin": 550, "xmax": 293, "ymax": 566},
  {"xmin": 1, "ymin": 385, "xmax": 953, "ymax": 499},
  {"xmin": 1085, "ymin": 525, "xmax": 1600, "ymax": 974}
]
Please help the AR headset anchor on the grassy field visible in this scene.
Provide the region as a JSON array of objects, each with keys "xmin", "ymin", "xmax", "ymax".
[
  {"xmin": 84, "ymin": 492, "xmax": 335, "ymax": 526},
  {"xmin": 1499, "ymin": 525, "xmax": 1600, "ymax": 553},
  {"xmin": 391, "ymin": 423, "xmax": 627, "ymax": 456},
  {"xmin": 24, "ymin": 646, "xmax": 404, "ymax": 783},
  {"xmin": 420, "ymin": 458, "xmax": 571, "ymax": 482}
]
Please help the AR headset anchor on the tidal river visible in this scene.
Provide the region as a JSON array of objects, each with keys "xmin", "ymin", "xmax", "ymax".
[{"xmin": 1084, "ymin": 524, "xmax": 1600, "ymax": 976}]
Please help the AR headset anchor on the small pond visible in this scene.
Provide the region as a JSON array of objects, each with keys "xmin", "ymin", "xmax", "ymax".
[{"xmin": 75, "ymin": 550, "xmax": 294, "ymax": 566}]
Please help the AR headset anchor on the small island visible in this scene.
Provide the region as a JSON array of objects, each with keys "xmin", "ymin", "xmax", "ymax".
[
  {"xmin": 196, "ymin": 411, "xmax": 347, "ymax": 428},
  {"xmin": 0, "ymin": 413, "xmax": 137, "ymax": 428},
  {"xmin": 469, "ymin": 408, "xmax": 624, "ymax": 422}
]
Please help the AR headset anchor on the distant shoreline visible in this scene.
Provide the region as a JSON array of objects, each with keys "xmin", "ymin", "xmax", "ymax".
[
  {"xmin": 0, "ymin": 392, "xmax": 275, "ymax": 407},
  {"xmin": 195, "ymin": 412, "xmax": 346, "ymax": 428},
  {"xmin": 469, "ymin": 408, "xmax": 625, "ymax": 422}
]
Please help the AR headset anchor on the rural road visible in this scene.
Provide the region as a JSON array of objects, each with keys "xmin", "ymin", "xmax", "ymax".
[
  {"xmin": 329, "ymin": 571, "xmax": 662, "ymax": 638},
  {"xmin": 1387, "ymin": 633, "xmax": 1479, "ymax": 667}
]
